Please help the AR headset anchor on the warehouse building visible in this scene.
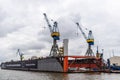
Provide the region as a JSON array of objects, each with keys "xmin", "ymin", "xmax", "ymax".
[{"xmin": 109, "ymin": 56, "xmax": 120, "ymax": 66}]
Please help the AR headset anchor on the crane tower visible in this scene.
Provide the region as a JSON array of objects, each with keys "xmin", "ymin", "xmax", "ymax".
[
  {"xmin": 43, "ymin": 13, "xmax": 60, "ymax": 57},
  {"xmin": 76, "ymin": 22, "xmax": 94, "ymax": 56},
  {"xmin": 16, "ymin": 49, "xmax": 24, "ymax": 61}
]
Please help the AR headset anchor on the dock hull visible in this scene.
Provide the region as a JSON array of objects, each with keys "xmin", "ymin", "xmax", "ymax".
[
  {"xmin": 1, "ymin": 56, "xmax": 109, "ymax": 73},
  {"xmin": 1, "ymin": 57, "xmax": 64, "ymax": 72}
]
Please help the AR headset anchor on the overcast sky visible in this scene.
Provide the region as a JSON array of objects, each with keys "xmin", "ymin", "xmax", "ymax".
[{"xmin": 0, "ymin": 0, "xmax": 120, "ymax": 62}]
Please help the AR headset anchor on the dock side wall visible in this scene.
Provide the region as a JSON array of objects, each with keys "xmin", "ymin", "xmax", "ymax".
[{"xmin": 37, "ymin": 58, "xmax": 63, "ymax": 72}]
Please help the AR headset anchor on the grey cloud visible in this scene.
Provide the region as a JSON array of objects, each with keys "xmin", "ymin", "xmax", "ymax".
[
  {"xmin": 0, "ymin": 5, "xmax": 26, "ymax": 37},
  {"xmin": 58, "ymin": 16, "xmax": 79, "ymax": 39},
  {"xmin": 0, "ymin": 8, "xmax": 7, "ymax": 22},
  {"xmin": 0, "ymin": 0, "xmax": 120, "ymax": 61},
  {"xmin": 11, "ymin": 41, "xmax": 45, "ymax": 51},
  {"xmin": 37, "ymin": 26, "xmax": 53, "ymax": 44},
  {"xmin": 0, "ymin": 24, "xmax": 25, "ymax": 37}
]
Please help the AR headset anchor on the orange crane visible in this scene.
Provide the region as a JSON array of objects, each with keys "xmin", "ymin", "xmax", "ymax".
[
  {"xmin": 43, "ymin": 13, "xmax": 60, "ymax": 57},
  {"xmin": 76, "ymin": 22, "xmax": 94, "ymax": 56}
]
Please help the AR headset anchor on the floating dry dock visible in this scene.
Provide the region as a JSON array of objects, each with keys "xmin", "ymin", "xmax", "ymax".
[
  {"xmin": 1, "ymin": 14, "xmax": 107, "ymax": 73},
  {"xmin": 1, "ymin": 56, "xmax": 107, "ymax": 73}
]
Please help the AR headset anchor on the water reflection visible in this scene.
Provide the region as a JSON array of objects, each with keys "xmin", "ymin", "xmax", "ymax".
[{"xmin": 0, "ymin": 69, "xmax": 120, "ymax": 80}]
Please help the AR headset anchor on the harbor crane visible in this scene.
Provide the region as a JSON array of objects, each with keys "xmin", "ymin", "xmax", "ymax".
[
  {"xmin": 43, "ymin": 13, "xmax": 60, "ymax": 57},
  {"xmin": 76, "ymin": 22, "xmax": 94, "ymax": 56},
  {"xmin": 16, "ymin": 49, "xmax": 24, "ymax": 61}
]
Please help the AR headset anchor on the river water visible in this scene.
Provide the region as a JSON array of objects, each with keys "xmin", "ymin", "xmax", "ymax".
[{"xmin": 0, "ymin": 69, "xmax": 120, "ymax": 80}]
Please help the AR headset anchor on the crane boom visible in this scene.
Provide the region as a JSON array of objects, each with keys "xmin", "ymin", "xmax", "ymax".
[
  {"xmin": 43, "ymin": 13, "xmax": 53, "ymax": 33},
  {"xmin": 76, "ymin": 22, "xmax": 87, "ymax": 40}
]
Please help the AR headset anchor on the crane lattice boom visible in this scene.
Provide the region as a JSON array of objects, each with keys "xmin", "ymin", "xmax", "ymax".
[
  {"xmin": 76, "ymin": 22, "xmax": 87, "ymax": 40},
  {"xmin": 43, "ymin": 13, "xmax": 53, "ymax": 33}
]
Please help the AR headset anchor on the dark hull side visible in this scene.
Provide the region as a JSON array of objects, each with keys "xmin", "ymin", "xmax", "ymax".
[{"xmin": 1, "ymin": 57, "xmax": 64, "ymax": 72}]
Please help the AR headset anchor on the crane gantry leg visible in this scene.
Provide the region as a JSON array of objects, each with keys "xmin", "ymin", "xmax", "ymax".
[
  {"xmin": 50, "ymin": 40, "xmax": 60, "ymax": 56},
  {"xmin": 43, "ymin": 13, "xmax": 60, "ymax": 57},
  {"xmin": 85, "ymin": 45, "xmax": 94, "ymax": 56}
]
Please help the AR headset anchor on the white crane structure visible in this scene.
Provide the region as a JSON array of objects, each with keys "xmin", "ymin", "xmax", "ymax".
[
  {"xmin": 43, "ymin": 13, "xmax": 60, "ymax": 57},
  {"xmin": 16, "ymin": 49, "xmax": 24, "ymax": 61},
  {"xmin": 76, "ymin": 22, "xmax": 94, "ymax": 56}
]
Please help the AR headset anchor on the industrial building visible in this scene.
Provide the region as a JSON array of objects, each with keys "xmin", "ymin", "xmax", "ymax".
[{"xmin": 109, "ymin": 56, "xmax": 120, "ymax": 66}]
